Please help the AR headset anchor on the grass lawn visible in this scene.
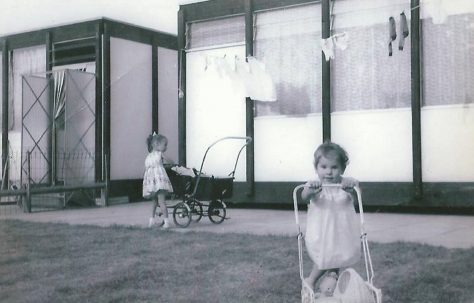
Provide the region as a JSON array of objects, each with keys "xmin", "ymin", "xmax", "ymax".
[{"xmin": 1, "ymin": 220, "xmax": 474, "ymax": 303}]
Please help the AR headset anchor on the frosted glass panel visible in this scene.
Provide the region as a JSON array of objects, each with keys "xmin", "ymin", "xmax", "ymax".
[
  {"xmin": 255, "ymin": 115, "xmax": 323, "ymax": 182},
  {"xmin": 332, "ymin": 109, "xmax": 413, "ymax": 182},
  {"xmin": 421, "ymin": 105, "xmax": 474, "ymax": 181},
  {"xmin": 110, "ymin": 38, "xmax": 152, "ymax": 180},
  {"xmin": 158, "ymin": 47, "xmax": 178, "ymax": 164},
  {"xmin": 186, "ymin": 46, "xmax": 247, "ymax": 181}
]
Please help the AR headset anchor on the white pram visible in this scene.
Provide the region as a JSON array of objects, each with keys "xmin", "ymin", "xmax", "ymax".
[{"xmin": 293, "ymin": 184, "xmax": 382, "ymax": 303}]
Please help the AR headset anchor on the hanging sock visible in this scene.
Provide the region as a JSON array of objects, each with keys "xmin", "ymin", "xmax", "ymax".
[
  {"xmin": 321, "ymin": 37, "xmax": 335, "ymax": 61},
  {"xmin": 388, "ymin": 16, "xmax": 397, "ymax": 56},
  {"xmin": 399, "ymin": 12, "xmax": 409, "ymax": 51}
]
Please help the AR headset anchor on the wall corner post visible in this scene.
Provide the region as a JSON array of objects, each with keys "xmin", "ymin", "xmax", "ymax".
[
  {"xmin": 322, "ymin": 0, "xmax": 331, "ymax": 142},
  {"xmin": 411, "ymin": 0, "xmax": 423, "ymax": 201}
]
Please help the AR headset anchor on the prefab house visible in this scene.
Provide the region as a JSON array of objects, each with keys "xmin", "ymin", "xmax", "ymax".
[
  {"xmin": 0, "ymin": 18, "xmax": 178, "ymax": 209},
  {"xmin": 177, "ymin": 0, "xmax": 474, "ymax": 210},
  {"xmin": 1, "ymin": 0, "xmax": 473, "ymax": 212}
]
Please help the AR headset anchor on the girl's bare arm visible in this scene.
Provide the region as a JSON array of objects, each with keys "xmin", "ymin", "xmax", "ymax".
[{"xmin": 301, "ymin": 180, "xmax": 321, "ymax": 202}]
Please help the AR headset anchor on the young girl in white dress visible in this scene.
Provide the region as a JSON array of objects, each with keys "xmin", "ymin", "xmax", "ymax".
[
  {"xmin": 143, "ymin": 133, "xmax": 173, "ymax": 228},
  {"xmin": 301, "ymin": 142, "xmax": 361, "ymax": 291}
]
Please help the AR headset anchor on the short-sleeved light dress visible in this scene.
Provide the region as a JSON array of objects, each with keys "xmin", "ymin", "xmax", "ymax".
[
  {"xmin": 142, "ymin": 151, "xmax": 173, "ymax": 198},
  {"xmin": 305, "ymin": 186, "xmax": 361, "ymax": 270}
]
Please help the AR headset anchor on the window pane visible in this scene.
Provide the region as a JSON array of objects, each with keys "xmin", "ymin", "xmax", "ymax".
[
  {"xmin": 187, "ymin": 16, "xmax": 245, "ymax": 50},
  {"xmin": 254, "ymin": 3, "xmax": 321, "ymax": 116}
]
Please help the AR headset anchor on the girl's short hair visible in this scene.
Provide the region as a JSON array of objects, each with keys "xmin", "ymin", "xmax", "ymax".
[
  {"xmin": 146, "ymin": 133, "xmax": 167, "ymax": 152},
  {"xmin": 313, "ymin": 141, "xmax": 349, "ymax": 171}
]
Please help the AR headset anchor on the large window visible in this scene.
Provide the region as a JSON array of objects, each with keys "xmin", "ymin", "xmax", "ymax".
[{"xmin": 253, "ymin": 3, "xmax": 321, "ymax": 116}]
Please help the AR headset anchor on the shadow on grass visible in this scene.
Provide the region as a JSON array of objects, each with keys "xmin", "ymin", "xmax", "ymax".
[{"xmin": 1, "ymin": 220, "xmax": 473, "ymax": 303}]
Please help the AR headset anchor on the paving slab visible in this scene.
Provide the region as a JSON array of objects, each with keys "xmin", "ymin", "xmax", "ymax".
[{"xmin": 2, "ymin": 201, "xmax": 474, "ymax": 249}]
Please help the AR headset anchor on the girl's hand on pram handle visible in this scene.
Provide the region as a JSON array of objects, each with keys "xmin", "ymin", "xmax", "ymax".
[
  {"xmin": 341, "ymin": 177, "xmax": 359, "ymax": 189},
  {"xmin": 301, "ymin": 180, "xmax": 322, "ymax": 201}
]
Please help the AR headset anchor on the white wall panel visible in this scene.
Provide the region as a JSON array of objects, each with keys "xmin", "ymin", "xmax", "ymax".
[
  {"xmin": 110, "ymin": 38, "xmax": 152, "ymax": 180},
  {"xmin": 158, "ymin": 47, "xmax": 178, "ymax": 164},
  {"xmin": 331, "ymin": 109, "xmax": 413, "ymax": 182},
  {"xmin": 421, "ymin": 105, "xmax": 474, "ymax": 181},
  {"xmin": 255, "ymin": 115, "xmax": 323, "ymax": 182}
]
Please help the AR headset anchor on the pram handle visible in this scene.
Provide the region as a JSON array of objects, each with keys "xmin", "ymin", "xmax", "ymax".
[
  {"xmin": 197, "ymin": 136, "xmax": 253, "ymax": 178},
  {"xmin": 191, "ymin": 136, "xmax": 252, "ymax": 198}
]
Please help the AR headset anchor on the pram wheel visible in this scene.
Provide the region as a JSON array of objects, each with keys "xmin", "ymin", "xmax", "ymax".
[
  {"xmin": 188, "ymin": 199, "xmax": 203, "ymax": 222},
  {"xmin": 208, "ymin": 200, "xmax": 226, "ymax": 224},
  {"xmin": 172, "ymin": 202, "xmax": 192, "ymax": 228}
]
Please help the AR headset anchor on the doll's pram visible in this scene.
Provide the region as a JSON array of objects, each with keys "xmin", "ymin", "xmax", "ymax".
[
  {"xmin": 166, "ymin": 136, "xmax": 252, "ymax": 228},
  {"xmin": 292, "ymin": 184, "xmax": 382, "ymax": 303}
]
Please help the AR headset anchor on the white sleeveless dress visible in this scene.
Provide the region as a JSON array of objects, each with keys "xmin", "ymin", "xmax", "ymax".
[
  {"xmin": 305, "ymin": 186, "xmax": 361, "ymax": 270},
  {"xmin": 142, "ymin": 151, "xmax": 173, "ymax": 198}
]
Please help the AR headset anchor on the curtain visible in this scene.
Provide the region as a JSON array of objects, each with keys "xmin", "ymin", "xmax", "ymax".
[
  {"xmin": 331, "ymin": 0, "xmax": 411, "ymax": 112},
  {"xmin": 254, "ymin": 3, "xmax": 321, "ymax": 116},
  {"xmin": 187, "ymin": 16, "xmax": 245, "ymax": 50},
  {"xmin": 422, "ymin": 13, "xmax": 474, "ymax": 106},
  {"xmin": 10, "ymin": 45, "xmax": 46, "ymax": 131}
]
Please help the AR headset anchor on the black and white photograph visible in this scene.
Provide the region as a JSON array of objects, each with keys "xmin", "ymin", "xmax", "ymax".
[{"xmin": 0, "ymin": 0, "xmax": 473, "ymax": 302}]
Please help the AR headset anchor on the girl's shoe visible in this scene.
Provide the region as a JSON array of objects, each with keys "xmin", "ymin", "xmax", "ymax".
[
  {"xmin": 163, "ymin": 219, "xmax": 170, "ymax": 229},
  {"xmin": 148, "ymin": 217, "xmax": 155, "ymax": 228}
]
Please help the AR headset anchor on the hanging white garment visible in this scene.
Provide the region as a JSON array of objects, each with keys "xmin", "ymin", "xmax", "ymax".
[
  {"xmin": 246, "ymin": 56, "xmax": 277, "ymax": 102},
  {"xmin": 321, "ymin": 37, "xmax": 335, "ymax": 61},
  {"xmin": 235, "ymin": 56, "xmax": 276, "ymax": 102},
  {"xmin": 333, "ymin": 32, "xmax": 349, "ymax": 51}
]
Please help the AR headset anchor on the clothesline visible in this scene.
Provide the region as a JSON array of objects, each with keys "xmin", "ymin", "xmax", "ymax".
[{"xmin": 202, "ymin": 54, "xmax": 277, "ymax": 102}]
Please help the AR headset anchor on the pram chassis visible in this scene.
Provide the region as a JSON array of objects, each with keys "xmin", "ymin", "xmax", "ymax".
[
  {"xmin": 293, "ymin": 184, "xmax": 382, "ymax": 303},
  {"xmin": 169, "ymin": 136, "xmax": 252, "ymax": 228}
]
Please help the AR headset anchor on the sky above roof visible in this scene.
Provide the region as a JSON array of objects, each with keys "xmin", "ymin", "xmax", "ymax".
[{"xmin": 0, "ymin": 0, "xmax": 209, "ymax": 36}]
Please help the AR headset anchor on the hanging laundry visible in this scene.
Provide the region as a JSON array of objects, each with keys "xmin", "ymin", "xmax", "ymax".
[
  {"xmin": 333, "ymin": 32, "xmax": 349, "ymax": 51},
  {"xmin": 321, "ymin": 37, "xmax": 335, "ymax": 61},
  {"xmin": 388, "ymin": 16, "xmax": 397, "ymax": 56},
  {"xmin": 246, "ymin": 57, "xmax": 277, "ymax": 102},
  {"xmin": 399, "ymin": 12, "xmax": 409, "ymax": 51},
  {"xmin": 235, "ymin": 56, "xmax": 253, "ymax": 98},
  {"xmin": 205, "ymin": 55, "xmax": 246, "ymax": 97},
  {"xmin": 321, "ymin": 32, "xmax": 349, "ymax": 61}
]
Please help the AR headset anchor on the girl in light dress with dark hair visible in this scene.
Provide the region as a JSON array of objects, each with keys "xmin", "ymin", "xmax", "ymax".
[{"xmin": 143, "ymin": 133, "xmax": 173, "ymax": 229}]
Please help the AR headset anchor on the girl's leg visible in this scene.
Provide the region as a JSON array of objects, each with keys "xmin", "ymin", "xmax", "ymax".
[
  {"xmin": 148, "ymin": 196, "xmax": 159, "ymax": 227},
  {"xmin": 157, "ymin": 192, "xmax": 168, "ymax": 218},
  {"xmin": 157, "ymin": 192, "xmax": 170, "ymax": 228},
  {"xmin": 305, "ymin": 264, "xmax": 326, "ymax": 290}
]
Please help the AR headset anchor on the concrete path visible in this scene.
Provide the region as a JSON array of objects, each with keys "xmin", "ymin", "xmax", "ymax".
[{"xmin": 3, "ymin": 201, "xmax": 474, "ymax": 249}]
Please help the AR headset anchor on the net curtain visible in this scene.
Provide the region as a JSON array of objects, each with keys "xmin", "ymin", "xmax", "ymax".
[
  {"xmin": 6, "ymin": 46, "xmax": 46, "ymax": 183},
  {"xmin": 10, "ymin": 45, "xmax": 46, "ymax": 132}
]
